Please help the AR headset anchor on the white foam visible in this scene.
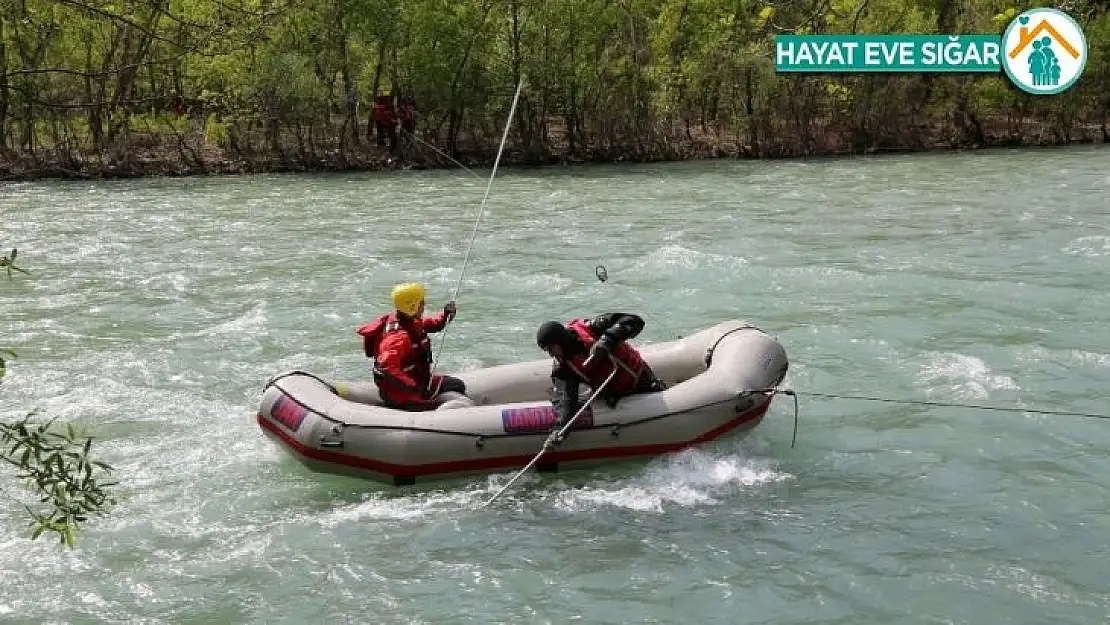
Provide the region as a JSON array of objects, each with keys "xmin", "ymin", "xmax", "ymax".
[
  {"xmin": 918, "ymin": 352, "xmax": 1019, "ymax": 399},
  {"xmin": 485, "ymin": 270, "xmax": 574, "ymax": 292},
  {"xmin": 1016, "ymin": 345, "xmax": 1110, "ymax": 369},
  {"xmin": 78, "ymin": 592, "xmax": 109, "ymax": 607},
  {"xmin": 645, "ymin": 244, "xmax": 748, "ymax": 271},
  {"xmin": 1062, "ymin": 236, "xmax": 1110, "ymax": 258},
  {"xmin": 552, "ymin": 449, "xmax": 792, "ymax": 513},
  {"xmin": 317, "ymin": 489, "xmax": 478, "ymax": 525},
  {"xmin": 414, "ymin": 266, "xmax": 455, "ymax": 283},
  {"xmin": 205, "ymin": 301, "xmax": 268, "ymax": 337}
]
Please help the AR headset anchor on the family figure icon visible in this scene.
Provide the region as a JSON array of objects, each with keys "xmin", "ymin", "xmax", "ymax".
[{"xmin": 1028, "ymin": 38, "xmax": 1061, "ymax": 86}]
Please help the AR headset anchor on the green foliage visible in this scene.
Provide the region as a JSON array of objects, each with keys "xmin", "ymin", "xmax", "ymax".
[
  {"xmin": 0, "ymin": 348, "xmax": 14, "ymax": 382},
  {"xmin": 1, "ymin": 413, "xmax": 118, "ymax": 547},
  {"xmin": 1, "ymin": 273, "xmax": 118, "ymax": 547},
  {"xmin": 0, "ymin": 0, "xmax": 1107, "ymax": 164},
  {"xmin": 993, "ymin": 7, "xmax": 1019, "ymax": 28},
  {"xmin": 204, "ymin": 113, "xmax": 231, "ymax": 145},
  {"xmin": 1, "ymin": 249, "xmax": 29, "ymax": 280}
]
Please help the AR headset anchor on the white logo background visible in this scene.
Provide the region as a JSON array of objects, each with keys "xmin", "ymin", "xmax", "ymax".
[{"xmin": 1001, "ymin": 8, "xmax": 1088, "ymax": 95}]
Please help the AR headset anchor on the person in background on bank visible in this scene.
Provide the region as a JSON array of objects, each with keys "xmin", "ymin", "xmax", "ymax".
[
  {"xmin": 399, "ymin": 98, "xmax": 416, "ymax": 137},
  {"xmin": 371, "ymin": 95, "xmax": 396, "ymax": 149},
  {"xmin": 535, "ymin": 313, "xmax": 667, "ymax": 433},
  {"xmin": 356, "ymin": 282, "xmax": 467, "ymax": 411}
]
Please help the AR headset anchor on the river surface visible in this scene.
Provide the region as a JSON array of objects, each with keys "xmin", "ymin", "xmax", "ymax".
[{"xmin": 2, "ymin": 146, "xmax": 1109, "ymax": 624}]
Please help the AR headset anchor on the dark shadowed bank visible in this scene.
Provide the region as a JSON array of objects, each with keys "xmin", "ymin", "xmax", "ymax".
[
  {"xmin": 1, "ymin": 0, "xmax": 1108, "ymax": 181},
  {"xmin": 1, "ymin": 114, "xmax": 1108, "ymax": 181}
]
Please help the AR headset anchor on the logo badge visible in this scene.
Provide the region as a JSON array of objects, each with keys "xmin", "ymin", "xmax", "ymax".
[
  {"xmin": 500, "ymin": 405, "xmax": 593, "ymax": 434},
  {"xmin": 271, "ymin": 395, "xmax": 308, "ymax": 432},
  {"xmin": 1001, "ymin": 8, "xmax": 1088, "ymax": 95}
]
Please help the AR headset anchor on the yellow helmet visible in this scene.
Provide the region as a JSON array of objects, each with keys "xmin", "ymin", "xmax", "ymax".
[{"xmin": 391, "ymin": 282, "xmax": 426, "ymax": 316}]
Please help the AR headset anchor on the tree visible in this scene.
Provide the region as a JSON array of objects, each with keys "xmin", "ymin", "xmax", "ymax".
[
  {"xmin": 1, "ymin": 0, "xmax": 1108, "ymax": 174},
  {"xmin": 1, "ymin": 257, "xmax": 117, "ymax": 548}
]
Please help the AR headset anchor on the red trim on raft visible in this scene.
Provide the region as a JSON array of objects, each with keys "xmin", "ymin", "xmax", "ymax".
[{"xmin": 256, "ymin": 400, "xmax": 771, "ymax": 479}]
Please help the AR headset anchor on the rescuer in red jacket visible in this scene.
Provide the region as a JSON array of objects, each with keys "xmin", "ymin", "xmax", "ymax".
[
  {"xmin": 371, "ymin": 95, "xmax": 396, "ymax": 149},
  {"xmin": 535, "ymin": 313, "xmax": 667, "ymax": 431},
  {"xmin": 356, "ymin": 282, "xmax": 467, "ymax": 411}
]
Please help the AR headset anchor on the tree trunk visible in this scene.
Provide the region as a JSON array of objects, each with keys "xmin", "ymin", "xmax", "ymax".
[
  {"xmin": 744, "ymin": 67, "xmax": 760, "ymax": 157},
  {"xmin": 84, "ymin": 38, "xmax": 103, "ymax": 149},
  {"xmin": 0, "ymin": 15, "xmax": 8, "ymax": 151},
  {"xmin": 367, "ymin": 41, "xmax": 385, "ymax": 141},
  {"xmin": 446, "ymin": 0, "xmax": 496, "ymax": 155},
  {"xmin": 338, "ymin": 21, "xmax": 358, "ymax": 147}
]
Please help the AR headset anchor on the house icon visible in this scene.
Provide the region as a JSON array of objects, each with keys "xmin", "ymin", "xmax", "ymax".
[
  {"xmin": 1008, "ymin": 19, "xmax": 1081, "ymax": 59},
  {"xmin": 1000, "ymin": 8, "xmax": 1087, "ymax": 94}
]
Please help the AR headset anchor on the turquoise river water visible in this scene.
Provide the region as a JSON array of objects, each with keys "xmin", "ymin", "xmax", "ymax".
[{"xmin": 2, "ymin": 145, "xmax": 1109, "ymax": 624}]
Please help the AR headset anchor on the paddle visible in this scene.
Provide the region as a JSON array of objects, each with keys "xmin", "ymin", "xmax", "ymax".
[{"xmin": 479, "ymin": 355, "xmax": 619, "ymax": 508}]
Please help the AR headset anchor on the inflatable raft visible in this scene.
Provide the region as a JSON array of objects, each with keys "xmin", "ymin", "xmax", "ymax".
[{"xmin": 256, "ymin": 319, "xmax": 790, "ymax": 485}]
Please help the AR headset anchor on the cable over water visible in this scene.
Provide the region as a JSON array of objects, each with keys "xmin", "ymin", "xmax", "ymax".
[
  {"xmin": 429, "ymin": 76, "xmax": 526, "ymax": 380},
  {"xmin": 791, "ymin": 391, "xmax": 1110, "ymax": 420},
  {"xmin": 402, "ymin": 129, "xmax": 483, "ymax": 179}
]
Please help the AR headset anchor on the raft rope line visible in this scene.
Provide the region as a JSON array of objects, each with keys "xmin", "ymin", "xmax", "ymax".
[
  {"xmin": 788, "ymin": 391, "xmax": 1110, "ymax": 420},
  {"xmin": 428, "ymin": 76, "xmax": 526, "ymax": 382},
  {"xmin": 401, "ymin": 128, "xmax": 483, "ymax": 179},
  {"xmin": 481, "ymin": 358, "xmax": 621, "ymax": 508}
]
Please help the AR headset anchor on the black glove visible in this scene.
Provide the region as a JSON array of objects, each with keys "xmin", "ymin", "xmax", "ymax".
[
  {"xmin": 589, "ymin": 337, "xmax": 612, "ymax": 361},
  {"xmin": 443, "ymin": 300, "xmax": 457, "ymax": 321},
  {"xmin": 546, "ymin": 429, "xmax": 564, "ymax": 447},
  {"xmin": 548, "ymin": 412, "xmax": 569, "ymax": 443}
]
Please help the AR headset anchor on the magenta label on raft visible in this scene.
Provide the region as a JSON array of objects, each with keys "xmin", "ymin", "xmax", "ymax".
[
  {"xmin": 501, "ymin": 405, "xmax": 593, "ymax": 434},
  {"xmin": 271, "ymin": 395, "xmax": 308, "ymax": 432}
]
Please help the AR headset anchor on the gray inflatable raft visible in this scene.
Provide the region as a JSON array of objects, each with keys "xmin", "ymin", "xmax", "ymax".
[{"xmin": 256, "ymin": 319, "xmax": 790, "ymax": 485}]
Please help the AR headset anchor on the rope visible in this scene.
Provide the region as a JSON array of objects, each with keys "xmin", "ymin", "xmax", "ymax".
[
  {"xmin": 761, "ymin": 388, "xmax": 1106, "ymax": 451},
  {"xmin": 741, "ymin": 385, "xmax": 1110, "ymax": 454},
  {"xmin": 748, "ymin": 388, "xmax": 799, "ymax": 449},
  {"xmin": 471, "ymin": 384, "xmax": 1105, "ymax": 508},
  {"xmin": 428, "ymin": 76, "xmax": 525, "ymax": 381},
  {"xmin": 480, "ymin": 357, "xmax": 619, "ymax": 509},
  {"xmin": 401, "ymin": 128, "xmax": 483, "ymax": 179},
  {"xmin": 784, "ymin": 390, "xmax": 798, "ymax": 448},
  {"xmin": 789, "ymin": 391, "xmax": 1110, "ymax": 420}
]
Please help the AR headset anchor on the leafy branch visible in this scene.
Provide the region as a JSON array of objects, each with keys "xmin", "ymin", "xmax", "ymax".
[
  {"xmin": 0, "ymin": 412, "xmax": 118, "ymax": 547},
  {"xmin": 1, "ymin": 345, "xmax": 118, "ymax": 547},
  {"xmin": 0, "ymin": 348, "xmax": 15, "ymax": 381},
  {"xmin": 1, "ymin": 249, "xmax": 30, "ymax": 280}
]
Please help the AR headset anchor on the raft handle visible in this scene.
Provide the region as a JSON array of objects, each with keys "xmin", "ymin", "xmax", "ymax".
[
  {"xmin": 475, "ymin": 436, "xmax": 485, "ymax": 449},
  {"xmin": 319, "ymin": 439, "xmax": 344, "ymax": 448},
  {"xmin": 704, "ymin": 324, "xmax": 756, "ymax": 367},
  {"xmin": 610, "ymin": 426, "xmax": 621, "ymax": 438}
]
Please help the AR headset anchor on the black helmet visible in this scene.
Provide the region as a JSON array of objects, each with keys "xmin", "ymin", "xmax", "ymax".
[{"xmin": 536, "ymin": 321, "xmax": 574, "ymax": 349}]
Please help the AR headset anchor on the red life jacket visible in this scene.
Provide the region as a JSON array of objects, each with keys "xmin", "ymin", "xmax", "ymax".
[
  {"xmin": 356, "ymin": 313, "xmax": 433, "ymax": 394},
  {"xmin": 372, "ymin": 102, "xmax": 393, "ymax": 123},
  {"xmin": 356, "ymin": 313, "xmax": 390, "ymax": 356},
  {"xmin": 563, "ymin": 318, "xmax": 647, "ymax": 395}
]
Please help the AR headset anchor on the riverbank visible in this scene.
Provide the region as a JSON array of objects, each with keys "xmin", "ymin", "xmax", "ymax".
[{"xmin": 1, "ymin": 115, "xmax": 1106, "ymax": 182}]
